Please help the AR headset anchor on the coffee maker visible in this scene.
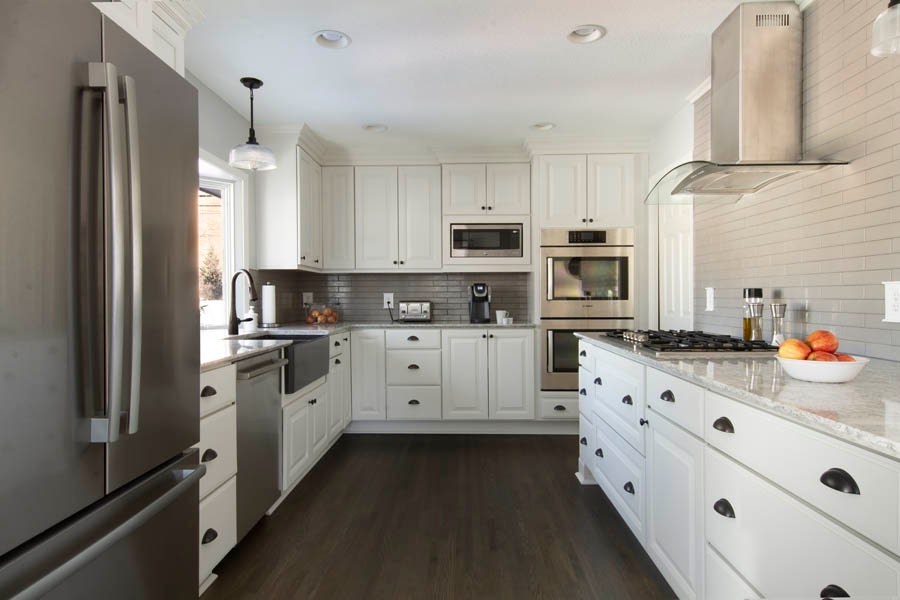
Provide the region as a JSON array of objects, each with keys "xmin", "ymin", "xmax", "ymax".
[{"xmin": 468, "ymin": 283, "xmax": 491, "ymax": 323}]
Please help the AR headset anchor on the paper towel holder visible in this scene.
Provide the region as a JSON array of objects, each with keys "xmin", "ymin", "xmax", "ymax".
[{"xmin": 261, "ymin": 282, "xmax": 281, "ymax": 328}]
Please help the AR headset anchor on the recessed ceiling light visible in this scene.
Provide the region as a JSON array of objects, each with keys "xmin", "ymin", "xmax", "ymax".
[
  {"xmin": 567, "ymin": 24, "xmax": 607, "ymax": 44},
  {"xmin": 314, "ymin": 30, "xmax": 351, "ymax": 49},
  {"xmin": 531, "ymin": 122, "xmax": 556, "ymax": 131},
  {"xmin": 362, "ymin": 124, "xmax": 388, "ymax": 133}
]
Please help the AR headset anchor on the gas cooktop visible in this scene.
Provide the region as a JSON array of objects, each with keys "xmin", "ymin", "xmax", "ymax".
[{"xmin": 605, "ymin": 330, "xmax": 778, "ymax": 358}]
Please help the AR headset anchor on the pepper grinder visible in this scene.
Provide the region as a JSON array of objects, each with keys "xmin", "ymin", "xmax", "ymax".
[
  {"xmin": 742, "ymin": 288, "xmax": 764, "ymax": 342},
  {"xmin": 770, "ymin": 303, "xmax": 787, "ymax": 347}
]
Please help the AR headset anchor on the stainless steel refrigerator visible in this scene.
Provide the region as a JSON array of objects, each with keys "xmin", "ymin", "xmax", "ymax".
[{"xmin": 0, "ymin": 1, "xmax": 201, "ymax": 597}]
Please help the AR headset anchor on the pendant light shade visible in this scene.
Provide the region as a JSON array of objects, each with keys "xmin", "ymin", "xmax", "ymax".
[
  {"xmin": 872, "ymin": 0, "xmax": 900, "ymax": 57},
  {"xmin": 229, "ymin": 77, "xmax": 277, "ymax": 171}
]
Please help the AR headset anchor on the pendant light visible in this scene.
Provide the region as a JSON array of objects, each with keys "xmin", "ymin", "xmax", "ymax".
[
  {"xmin": 871, "ymin": 0, "xmax": 900, "ymax": 57},
  {"xmin": 228, "ymin": 77, "xmax": 277, "ymax": 171}
]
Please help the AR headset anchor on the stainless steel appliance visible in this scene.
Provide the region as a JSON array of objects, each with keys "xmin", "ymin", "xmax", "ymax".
[
  {"xmin": 540, "ymin": 228, "xmax": 635, "ymax": 320},
  {"xmin": 541, "ymin": 319, "xmax": 635, "ymax": 391},
  {"xmin": 0, "ymin": 2, "xmax": 201, "ymax": 597},
  {"xmin": 256, "ymin": 335, "xmax": 329, "ymax": 395},
  {"xmin": 235, "ymin": 351, "xmax": 287, "ymax": 541},
  {"xmin": 469, "ymin": 284, "xmax": 492, "ymax": 323},
  {"xmin": 398, "ymin": 301, "xmax": 432, "ymax": 322},
  {"xmin": 450, "ymin": 223, "xmax": 523, "ymax": 258},
  {"xmin": 604, "ymin": 330, "xmax": 777, "ymax": 358}
]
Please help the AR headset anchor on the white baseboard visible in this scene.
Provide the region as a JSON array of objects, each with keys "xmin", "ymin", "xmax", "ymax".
[{"xmin": 345, "ymin": 420, "xmax": 578, "ymax": 435}]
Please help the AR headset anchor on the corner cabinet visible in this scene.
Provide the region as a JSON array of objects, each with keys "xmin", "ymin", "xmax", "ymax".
[
  {"xmin": 298, "ymin": 149, "xmax": 323, "ymax": 269},
  {"xmin": 536, "ymin": 154, "xmax": 636, "ymax": 228}
]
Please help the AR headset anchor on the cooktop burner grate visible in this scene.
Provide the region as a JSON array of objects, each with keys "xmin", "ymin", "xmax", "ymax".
[{"xmin": 605, "ymin": 330, "xmax": 777, "ymax": 355}]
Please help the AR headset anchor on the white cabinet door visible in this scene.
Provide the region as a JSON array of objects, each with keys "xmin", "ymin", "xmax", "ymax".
[
  {"xmin": 488, "ymin": 330, "xmax": 534, "ymax": 420},
  {"xmin": 658, "ymin": 204, "xmax": 694, "ymax": 331},
  {"xmin": 351, "ymin": 330, "xmax": 386, "ymax": 420},
  {"xmin": 646, "ymin": 410, "xmax": 705, "ymax": 600},
  {"xmin": 339, "ymin": 335, "xmax": 352, "ymax": 427},
  {"xmin": 310, "ymin": 385, "xmax": 330, "ymax": 457},
  {"xmin": 355, "ymin": 167, "xmax": 399, "ymax": 269},
  {"xmin": 282, "ymin": 399, "xmax": 311, "ymax": 489},
  {"xmin": 586, "ymin": 154, "xmax": 634, "ymax": 227},
  {"xmin": 298, "ymin": 149, "xmax": 322, "ymax": 269},
  {"xmin": 486, "ymin": 163, "xmax": 530, "ymax": 214},
  {"xmin": 537, "ymin": 155, "xmax": 587, "ymax": 228},
  {"xmin": 441, "ymin": 330, "xmax": 489, "ymax": 420},
  {"xmin": 442, "ymin": 164, "xmax": 486, "ymax": 215},
  {"xmin": 322, "ymin": 166, "xmax": 355, "ymax": 270},
  {"xmin": 328, "ymin": 356, "xmax": 345, "ymax": 440},
  {"xmin": 398, "ymin": 166, "xmax": 441, "ymax": 269}
]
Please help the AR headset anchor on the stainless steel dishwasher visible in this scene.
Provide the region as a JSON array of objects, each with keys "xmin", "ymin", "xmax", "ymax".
[{"xmin": 235, "ymin": 350, "xmax": 287, "ymax": 542}]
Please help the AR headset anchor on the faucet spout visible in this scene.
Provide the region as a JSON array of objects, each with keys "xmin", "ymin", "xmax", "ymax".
[{"xmin": 228, "ymin": 269, "xmax": 259, "ymax": 335}]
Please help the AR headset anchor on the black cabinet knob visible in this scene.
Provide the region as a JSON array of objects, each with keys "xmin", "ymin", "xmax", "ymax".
[
  {"xmin": 713, "ymin": 416, "xmax": 735, "ymax": 434},
  {"xmin": 713, "ymin": 498, "xmax": 735, "ymax": 519},
  {"xmin": 408, "ymin": 399, "xmax": 420, "ymax": 406},
  {"xmin": 407, "ymin": 335, "xmax": 419, "ymax": 341},
  {"xmin": 621, "ymin": 395, "xmax": 633, "ymax": 406},
  {"xmin": 581, "ymin": 218, "xmax": 587, "ymax": 223},
  {"xmin": 314, "ymin": 259, "xmax": 319, "ymax": 263},
  {"xmin": 660, "ymin": 390, "xmax": 675, "ymax": 403},
  {"xmin": 639, "ymin": 418, "xmax": 649, "ymax": 426},
  {"xmin": 580, "ymin": 437, "xmax": 587, "ymax": 446},
  {"xmin": 820, "ymin": 468, "xmax": 861, "ymax": 495},
  {"xmin": 393, "ymin": 260, "xmax": 398, "ymax": 265},
  {"xmin": 308, "ymin": 398, "xmax": 317, "ymax": 405},
  {"xmin": 481, "ymin": 206, "xmax": 486, "ymax": 210},
  {"xmin": 408, "ymin": 364, "xmax": 420, "ymax": 370},
  {"xmin": 200, "ymin": 385, "xmax": 217, "ymax": 398},
  {"xmin": 820, "ymin": 584, "xmax": 850, "ymax": 598},
  {"xmin": 201, "ymin": 449, "xmax": 218, "ymax": 463},
  {"xmin": 400, "ymin": 260, "xmax": 405, "ymax": 265},
  {"xmin": 487, "ymin": 206, "xmax": 493, "ymax": 210},
  {"xmin": 594, "ymin": 377, "xmax": 602, "ymax": 386},
  {"xmin": 553, "ymin": 404, "xmax": 566, "ymax": 412},
  {"xmin": 482, "ymin": 334, "xmax": 487, "ymax": 338},
  {"xmin": 343, "ymin": 337, "xmax": 348, "ymax": 342},
  {"xmin": 588, "ymin": 218, "xmax": 594, "ymax": 223},
  {"xmin": 301, "ymin": 255, "xmax": 306, "ymax": 260},
  {"xmin": 201, "ymin": 528, "xmax": 218, "ymax": 545},
  {"xmin": 489, "ymin": 334, "xmax": 494, "ymax": 338},
  {"xmin": 623, "ymin": 481, "xmax": 635, "ymax": 495},
  {"xmin": 579, "ymin": 388, "xmax": 587, "ymax": 396},
  {"xmin": 595, "ymin": 448, "xmax": 604, "ymax": 458}
]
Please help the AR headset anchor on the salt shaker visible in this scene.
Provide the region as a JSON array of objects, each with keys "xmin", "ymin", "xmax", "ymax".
[{"xmin": 770, "ymin": 303, "xmax": 786, "ymax": 347}]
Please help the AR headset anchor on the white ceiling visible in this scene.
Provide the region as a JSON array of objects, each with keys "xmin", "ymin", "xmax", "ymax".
[{"xmin": 186, "ymin": 0, "xmax": 754, "ymax": 151}]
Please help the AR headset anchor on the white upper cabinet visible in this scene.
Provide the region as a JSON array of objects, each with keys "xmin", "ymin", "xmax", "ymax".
[
  {"xmin": 442, "ymin": 164, "xmax": 486, "ymax": 215},
  {"xmin": 488, "ymin": 330, "xmax": 534, "ymax": 420},
  {"xmin": 398, "ymin": 166, "xmax": 442, "ymax": 270},
  {"xmin": 587, "ymin": 154, "xmax": 635, "ymax": 227},
  {"xmin": 322, "ymin": 166, "xmax": 355, "ymax": 270},
  {"xmin": 355, "ymin": 166, "xmax": 399, "ymax": 270},
  {"xmin": 297, "ymin": 149, "xmax": 322, "ymax": 269},
  {"xmin": 442, "ymin": 330, "xmax": 489, "ymax": 420},
  {"xmin": 486, "ymin": 163, "xmax": 530, "ymax": 214},
  {"xmin": 537, "ymin": 155, "xmax": 587, "ymax": 227}
]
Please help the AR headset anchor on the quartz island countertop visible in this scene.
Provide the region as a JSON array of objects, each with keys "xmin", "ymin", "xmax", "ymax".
[{"xmin": 576, "ymin": 332, "xmax": 900, "ymax": 461}]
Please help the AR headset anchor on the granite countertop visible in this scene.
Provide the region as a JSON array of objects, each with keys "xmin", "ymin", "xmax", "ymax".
[
  {"xmin": 200, "ymin": 337, "xmax": 292, "ymax": 373},
  {"xmin": 576, "ymin": 333, "xmax": 900, "ymax": 461}
]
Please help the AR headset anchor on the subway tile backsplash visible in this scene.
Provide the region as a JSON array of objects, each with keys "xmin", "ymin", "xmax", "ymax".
[
  {"xmin": 252, "ymin": 271, "xmax": 532, "ymax": 325},
  {"xmin": 692, "ymin": 0, "xmax": 900, "ymax": 361}
]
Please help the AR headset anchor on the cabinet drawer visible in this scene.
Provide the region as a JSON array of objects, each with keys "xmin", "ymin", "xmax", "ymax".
[
  {"xmin": 199, "ymin": 475, "xmax": 237, "ymax": 585},
  {"xmin": 646, "ymin": 368, "xmax": 704, "ymax": 437},
  {"xmin": 199, "ymin": 364, "xmax": 236, "ymax": 418},
  {"xmin": 579, "ymin": 413, "xmax": 595, "ymax": 472},
  {"xmin": 539, "ymin": 397, "xmax": 578, "ymax": 419},
  {"xmin": 592, "ymin": 413, "xmax": 645, "ymax": 542},
  {"xmin": 578, "ymin": 368, "xmax": 597, "ymax": 421},
  {"xmin": 706, "ymin": 391, "xmax": 900, "ymax": 556},
  {"xmin": 705, "ymin": 447, "xmax": 900, "ymax": 599},
  {"xmin": 592, "ymin": 347, "xmax": 644, "ymax": 385},
  {"xmin": 197, "ymin": 405, "xmax": 237, "ymax": 500},
  {"xmin": 706, "ymin": 545, "xmax": 759, "ymax": 600},
  {"xmin": 329, "ymin": 333, "xmax": 348, "ymax": 357},
  {"xmin": 385, "ymin": 329, "xmax": 441, "ymax": 349},
  {"xmin": 578, "ymin": 341, "xmax": 596, "ymax": 368},
  {"xmin": 386, "ymin": 349, "xmax": 441, "ymax": 385},
  {"xmin": 593, "ymin": 361, "xmax": 645, "ymax": 456},
  {"xmin": 386, "ymin": 386, "xmax": 442, "ymax": 420}
]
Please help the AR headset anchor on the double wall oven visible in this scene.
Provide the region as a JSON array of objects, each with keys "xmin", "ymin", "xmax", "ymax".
[{"xmin": 540, "ymin": 228, "xmax": 635, "ymax": 390}]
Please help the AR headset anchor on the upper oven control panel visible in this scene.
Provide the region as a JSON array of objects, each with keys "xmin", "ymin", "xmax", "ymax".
[
  {"xmin": 568, "ymin": 230, "xmax": 606, "ymax": 244},
  {"xmin": 540, "ymin": 227, "xmax": 634, "ymax": 247}
]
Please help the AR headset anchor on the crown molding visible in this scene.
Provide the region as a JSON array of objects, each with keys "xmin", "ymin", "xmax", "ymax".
[
  {"xmin": 523, "ymin": 136, "xmax": 649, "ymax": 156},
  {"xmin": 321, "ymin": 146, "xmax": 440, "ymax": 166},
  {"xmin": 297, "ymin": 124, "xmax": 328, "ymax": 165},
  {"xmin": 152, "ymin": 0, "xmax": 204, "ymax": 35},
  {"xmin": 431, "ymin": 145, "xmax": 530, "ymax": 164},
  {"xmin": 686, "ymin": 77, "xmax": 711, "ymax": 104}
]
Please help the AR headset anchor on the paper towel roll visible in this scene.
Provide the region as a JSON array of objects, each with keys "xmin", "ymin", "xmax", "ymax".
[{"xmin": 261, "ymin": 283, "xmax": 278, "ymax": 326}]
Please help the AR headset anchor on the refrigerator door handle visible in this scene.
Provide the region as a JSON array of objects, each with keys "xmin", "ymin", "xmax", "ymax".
[
  {"xmin": 7, "ymin": 463, "xmax": 206, "ymax": 600},
  {"xmin": 87, "ymin": 62, "xmax": 127, "ymax": 444},
  {"xmin": 120, "ymin": 74, "xmax": 142, "ymax": 436}
]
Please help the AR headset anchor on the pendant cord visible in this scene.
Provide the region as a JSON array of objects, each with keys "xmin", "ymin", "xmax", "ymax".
[{"xmin": 247, "ymin": 89, "xmax": 258, "ymax": 145}]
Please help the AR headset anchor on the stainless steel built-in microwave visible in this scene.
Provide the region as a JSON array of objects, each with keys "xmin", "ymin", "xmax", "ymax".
[{"xmin": 450, "ymin": 223, "xmax": 523, "ymax": 258}]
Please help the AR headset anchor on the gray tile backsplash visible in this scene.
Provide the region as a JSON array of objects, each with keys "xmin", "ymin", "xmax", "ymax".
[
  {"xmin": 692, "ymin": 0, "xmax": 900, "ymax": 360},
  {"xmin": 253, "ymin": 271, "xmax": 532, "ymax": 325}
]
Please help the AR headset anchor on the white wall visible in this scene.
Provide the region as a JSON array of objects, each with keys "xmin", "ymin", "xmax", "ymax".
[{"xmin": 648, "ymin": 103, "xmax": 694, "ymax": 184}]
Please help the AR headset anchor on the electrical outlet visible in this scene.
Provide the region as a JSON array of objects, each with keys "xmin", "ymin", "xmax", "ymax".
[
  {"xmin": 302, "ymin": 292, "xmax": 313, "ymax": 305},
  {"xmin": 705, "ymin": 287, "xmax": 715, "ymax": 311},
  {"xmin": 884, "ymin": 281, "xmax": 900, "ymax": 323},
  {"xmin": 383, "ymin": 292, "xmax": 394, "ymax": 309}
]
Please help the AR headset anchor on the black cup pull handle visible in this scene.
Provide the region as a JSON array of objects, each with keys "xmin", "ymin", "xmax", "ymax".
[
  {"xmin": 579, "ymin": 388, "xmax": 587, "ymax": 396},
  {"xmin": 595, "ymin": 448, "xmax": 603, "ymax": 458},
  {"xmin": 334, "ymin": 340, "xmax": 340, "ymax": 346},
  {"xmin": 713, "ymin": 417, "xmax": 735, "ymax": 434},
  {"xmin": 408, "ymin": 399, "xmax": 420, "ymax": 406},
  {"xmin": 713, "ymin": 498, "xmax": 736, "ymax": 519},
  {"xmin": 407, "ymin": 335, "xmax": 419, "ymax": 341},
  {"xmin": 201, "ymin": 449, "xmax": 218, "ymax": 463},
  {"xmin": 580, "ymin": 437, "xmax": 587, "ymax": 446},
  {"xmin": 622, "ymin": 395, "xmax": 633, "ymax": 406},
  {"xmin": 200, "ymin": 385, "xmax": 217, "ymax": 398},
  {"xmin": 553, "ymin": 404, "xmax": 566, "ymax": 412},
  {"xmin": 579, "ymin": 350, "xmax": 587, "ymax": 357},
  {"xmin": 201, "ymin": 528, "xmax": 218, "ymax": 545},
  {"xmin": 594, "ymin": 377, "xmax": 602, "ymax": 386},
  {"xmin": 660, "ymin": 390, "xmax": 675, "ymax": 403},
  {"xmin": 335, "ymin": 359, "xmax": 341, "ymax": 365},
  {"xmin": 623, "ymin": 481, "xmax": 635, "ymax": 495},
  {"xmin": 820, "ymin": 584, "xmax": 850, "ymax": 598},
  {"xmin": 408, "ymin": 364, "xmax": 420, "ymax": 370},
  {"xmin": 819, "ymin": 468, "xmax": 861, "ymax": 495}
]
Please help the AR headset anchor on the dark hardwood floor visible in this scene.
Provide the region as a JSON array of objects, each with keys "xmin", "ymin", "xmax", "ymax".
[{"xmin": 206, "ymin": 434, "xmax": 675, "ymax": 600}]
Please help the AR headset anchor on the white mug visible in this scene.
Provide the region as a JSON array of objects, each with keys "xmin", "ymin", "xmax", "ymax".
[
  {"xmin": 502, "ymin": 317, "xmax": 513, "ymax": 325},
  {"xmin": 496, "ymin": 310, "xmax": 509, "ymax": 322}
]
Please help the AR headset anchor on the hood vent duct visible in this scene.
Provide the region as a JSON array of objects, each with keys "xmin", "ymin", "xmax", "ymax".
[{"xmin": 646, "ymin": 2, "xmax": 846, "ymax": 205}]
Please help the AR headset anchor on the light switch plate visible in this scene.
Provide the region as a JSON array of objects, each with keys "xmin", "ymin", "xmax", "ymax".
[
  {"xmin": 705, "ymin": 287, "xmax": 715, "ymax": 311},
  {"xmin": 884, "ymin": 282, "xmax": 900, "ymax": 323},
  {"xmin": 302, "ymin": 292, "xmax": 313, "ymax": 305}
]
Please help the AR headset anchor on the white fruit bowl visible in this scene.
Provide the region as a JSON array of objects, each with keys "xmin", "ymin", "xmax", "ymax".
[{"xmin": 776, "ymin": 355, "xmax": 869, "ymax": 383}]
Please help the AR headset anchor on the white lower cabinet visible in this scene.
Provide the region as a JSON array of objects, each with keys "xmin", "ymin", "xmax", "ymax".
[
  {"xmin": 328, "ymin": 354, "xmax": 348, "ymax": 438},
  {"xmin": 386, "ymin": 386, "xmax": 442, "ymax": 420},
  {"xmin": 351, "ymin": 330, "xmax": 386, "ymax": 420},
  {"xmin": 442, "ymin": 330, "xmax": 489, "ymax": 420},
  {"xmin": 282, "ymin": 395, "xmax": 312, "ymax": 489},
  {"xmin": 646, "ymin": 409, "xmax": 704, "ymax": 600},
  {"xmin": 199, "ymin": 475, "xmax": 237, "ymax": 587},
  {"xmin": 488, "ymin": 330, "xmax": 534, "ymax": 420},
  {"xmin": 197, "ymin": 404, "xmax": 237, "ymax": 499},
  {"xmin": 705, "ymin": 545, "xmax": 759, "ymax": 600},
  {"xmin": 310, "ymin": 385, "xmax": 330, "ymax": 457},
  {"xmin": 592, "ymin": 412, "xmax": 645, "ymax": 543}
]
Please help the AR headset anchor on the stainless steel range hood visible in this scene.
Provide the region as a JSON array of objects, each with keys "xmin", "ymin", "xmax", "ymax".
[{"xmin": 646, "ymin": 2, "xmax": 846, "ymax": 205}]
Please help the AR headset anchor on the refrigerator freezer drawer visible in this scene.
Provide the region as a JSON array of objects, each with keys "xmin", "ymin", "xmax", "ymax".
[{"xmin": 199, "ymin": 476, "xmax": 237, "ymax": 586}]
